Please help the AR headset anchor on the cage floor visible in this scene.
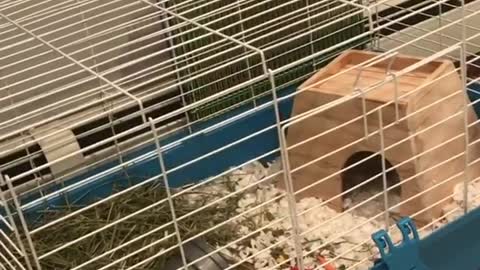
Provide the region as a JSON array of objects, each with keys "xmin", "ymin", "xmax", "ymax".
[{"xmin": 20, "ymin": 159, "xmax": 477, "ymax": 270}]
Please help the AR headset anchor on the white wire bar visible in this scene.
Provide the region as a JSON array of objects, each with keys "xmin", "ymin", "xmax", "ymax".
[{"xmin": 1, "ymin": 1, "xmax": 480, "ymax": 270}]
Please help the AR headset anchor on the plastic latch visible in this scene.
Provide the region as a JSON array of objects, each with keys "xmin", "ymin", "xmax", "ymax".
[{"xmin": 371, "ymin": 217, "xmax": 428, "ymax": 270}]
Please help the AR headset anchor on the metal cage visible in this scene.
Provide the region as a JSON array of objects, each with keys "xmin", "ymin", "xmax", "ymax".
[{"xmin": 1, "ymin": 0, "xmax": 480, "ymax": 270}]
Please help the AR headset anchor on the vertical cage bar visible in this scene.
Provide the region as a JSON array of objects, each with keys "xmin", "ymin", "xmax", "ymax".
[
  {"xmin": 0, "ymin": 175, "xmax": 32, "ymax": 270},
  {"xmin": 159, "ymin": 0, "xmax": 193, "ymax": 134},
  {"xmin": 460, "ymin": 0, "xmax": 470, "ymax": 213},
  {"xmin": 378, "ymin": 108, "xmax": 391, "ymax": 230},
  {"xmin": 1, "ymin": 175, "xmax": 40, "ymax": 270},
  {"xmin": 269, "ymin": 69, "xmax": 305, "ymax": 269},
  {"xmin": 148, "ymin": 118, "xmax": 189, "ymax": 270},
  {"xmin": 235, "ymin": 0, "xmax": 257, "ymax": 108}
]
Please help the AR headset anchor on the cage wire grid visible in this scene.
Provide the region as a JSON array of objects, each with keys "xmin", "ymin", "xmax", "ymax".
[
  {"xmin": 0, "ymin": 0, "xmax": 369, "ymax": 204},
  {"xmin": 1, "ymin": 0, "xmax": 480, "ymax": 269}
]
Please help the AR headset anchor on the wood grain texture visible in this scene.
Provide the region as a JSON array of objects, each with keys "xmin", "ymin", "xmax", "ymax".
[{"xmin": 278, "ymin": 50, "xmax": 480, "ymax": 224}]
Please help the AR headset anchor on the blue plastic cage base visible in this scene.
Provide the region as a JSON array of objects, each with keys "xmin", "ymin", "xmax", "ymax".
[{"xmin": 371, "ymin": 206, "xmax": 480, "ymax": 270}]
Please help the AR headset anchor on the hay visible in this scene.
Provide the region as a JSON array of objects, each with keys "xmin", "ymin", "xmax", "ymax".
[{"xmin": 24, "ymin": 178, "xmax": 254, "ymax": 270}]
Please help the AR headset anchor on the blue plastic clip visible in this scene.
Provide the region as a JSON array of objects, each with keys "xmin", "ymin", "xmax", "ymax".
[{"xmin": 371, "ymin": 217, "xmax": 428, "ymax": 270}]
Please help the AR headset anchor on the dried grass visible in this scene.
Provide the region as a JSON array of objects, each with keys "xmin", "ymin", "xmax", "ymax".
[{"xmin": 19, "ymin": 179, "xmax": 251, "ymax": 270}]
